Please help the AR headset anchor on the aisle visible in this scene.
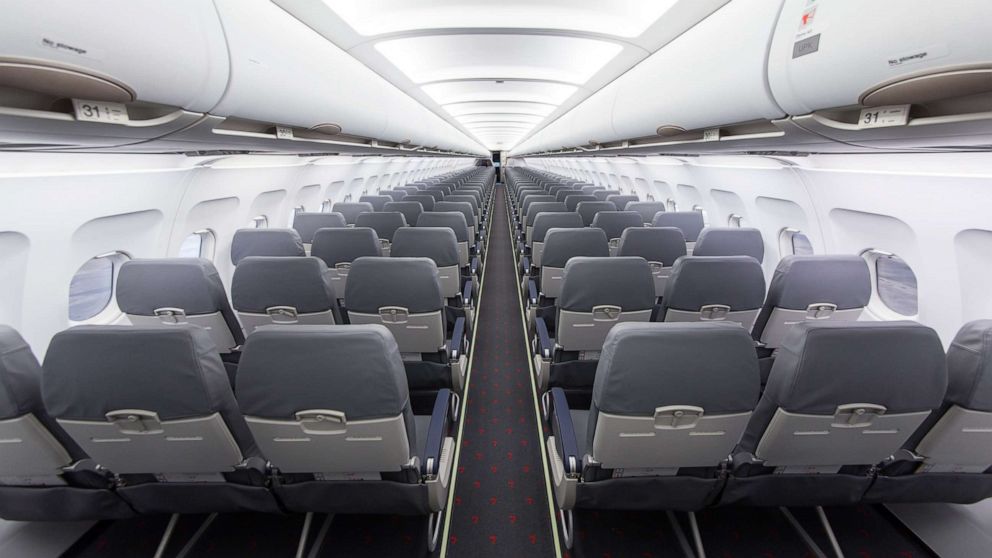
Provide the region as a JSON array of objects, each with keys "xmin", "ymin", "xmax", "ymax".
[{"xmin": 442, "ymin": 184, "xmax": 559, "ymax": 557}]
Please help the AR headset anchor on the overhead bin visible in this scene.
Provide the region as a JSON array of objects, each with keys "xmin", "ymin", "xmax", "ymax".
[
  {"xmin": 768, "ymin": 0, "xmax": 992, "ymax": 149},
  {"xmin": 0, "ymin": 0, "xmax": 229, "ymax": 149}
]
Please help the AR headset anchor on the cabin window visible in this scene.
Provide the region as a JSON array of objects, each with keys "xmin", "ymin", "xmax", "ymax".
[
  {"xmin": 251, "ymin": 215, "xmax": 269, "ymax": 229},
  {"xmin": 864, "ymin": 250, "xmax": 919, "ymax": 317},
  {"xmin": 666, "ymin": 198, "xmax": 678, "ymax": 212},
  {"xmin": 728, "ymin": 214, "xmax": 745, "ymax": 228},
  {"xmin": 68, "ymin": 251, "xmax": 130, "ymax": 322},
  {"xmin": 780, "ymin": 228, "xmax": 814, "ymax": 256},
  {"xmin": 178, "ymin": 229, "xmax": 216, "ymax": 259},
  {"xmin": 288, "ymin": 205, "xmax": 305, "ymax": 225},
  {"xmin": 321, "ymin": 199, "xmax": 333, "ymax": 212},
  {"xmin": 692, "ymin": 205, "xmax": 709, "ymax": 226}
]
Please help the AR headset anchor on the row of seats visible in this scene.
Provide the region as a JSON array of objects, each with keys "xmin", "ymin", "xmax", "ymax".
[{"xmin": 544, "ymin": 319, "xmax": 992, "ymax": 548}]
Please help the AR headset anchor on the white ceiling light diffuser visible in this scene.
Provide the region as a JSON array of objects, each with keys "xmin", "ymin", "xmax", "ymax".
[{"xmin": 421, "ymin": 81, "xmax": 579, "ymax": 106}]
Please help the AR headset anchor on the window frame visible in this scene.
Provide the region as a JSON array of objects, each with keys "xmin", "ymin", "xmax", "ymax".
[
  {"xmin": 727, "ymin": 213, "xmax": 745, "ymax": 228},
  {"xmin": 692, "ymin": 204, "xmax": 709, "ymax": 226},
  {"xmin": 68, "ymin": 251, "xmax": 131, "ymax": 324},
  {"xmin": 779, "ymin": 228, "xmax": 815, "ymax": 257},
  {"xmin": 666, "ymin": 198, "xmax": 678, "ymax": 212},
  {"xmin": 251, "ymin": 215, "xmax": 269, "ymax": 229},
  {"xmin": 862, "ymin": 249, "xmax": 920, "ymax": 319},
  {"xmin": 178, "ymin": 229, "xmax": 216, "ymax": 259}
]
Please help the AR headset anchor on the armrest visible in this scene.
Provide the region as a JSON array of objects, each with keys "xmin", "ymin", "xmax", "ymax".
[
  {"xmin": 520, "ymin": 256, "xmax": 531, "ymax": 276},
  {"xmin": 422, "ymin": 389, "xmax": 453, "ymax": 477},
  {"xmin": 535, "ymin": 317, "xmax": 553, "ymax": 359},
  {"xmin": 448, "ymin": 316, "xmax": 467, "ymax": 359},
  {"xmin": 470, "ymin": 256, "xmax": 480, "ymax": 277},
  {"xmin": 527, "ymin": 279, "xmax": 539, "ymax": 306},
  {"xmin": 232, "ymin": 456, "xmax": 270, "ymax": 486},
  {"xmin": 549, "ymin": 388, "xmax": 581, "ymax": 476},
  {"xmin": 462, "ymin": 278, "xmax": 474, "ymax": 306}
]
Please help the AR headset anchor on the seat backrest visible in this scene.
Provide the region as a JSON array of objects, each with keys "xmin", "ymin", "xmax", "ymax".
[
  {"xmin": 580, "ymin": 186, "xmax": 605, "ymax": 196},
  {"xmin": 397, "ymin": 186, "xmax": 421, "ymax": 195},
  {"xmin": 42, "ymin": 326, "xmax": 260, "ymax": 477},
  {"xmin": 331, "ymin": 202, "xmax": 375, "ymax": 225},
  {"xmin": 417, "ymin": 211, "xmax": 471, "ymax": 244},
  {"xmin": 576, "ymin": 201, "xmax": 618, "ymax": 227},
  {"xmin": 521, "ymin": 195, "xmax": 556, "ymax": 217},
  {"xmin": 236, "ymin": 325, "xmax": 416, "ymax": 475},
  {"xmin": 422, "ymin": 190, "xmax": 444, "ymax": 202},
  {"xmin": 433, "ymin": 201, "xmax": 475, "ymax": 234},
  {"xmin": 231, "ymin": 229, "xmax": 305, "ymax": 265},
  {"xmin": 231, "ymin": 257, "xmax": 339, "ymax": 333},
  {"xmin": 382, "ymin": 201, "xmax": 423, "ymax": 229},
  {"xmin": 524, "ymin": 202, "xmax": 568, "ymax": 228},
  {"xmin": 557, "ymin": 257, "xmax": 657, "ymax": 352},
  {"xmin": 593, "ymin": 189, "xmax": 621, "ymax": 201},
  {"xmin": 588, "ymin": 322, "xmax": 760, "ymax": 469},
  {"xmin": 564, "ymin": 195, "xmax": 598, "ymax": 212},
  {"xmin": 310, "ymin": 227, "xmax": 382, "ymax": 268},
  {"xmin": 378, "ymin": 190, "xmax": 407, "ymax": 202},
  {"xmin": 554, "ymin": 188, "xmax": 581, "ymax": 202},
  {"xmin": 391, "ymin": 228, "xmax": 461, "ymax": 298},
  {"xmin": 292, "ymin": 212, "xmax": 347, "ymax": 246},
  {"xmin": 354, "ymin": 211, "xmax": 407, "ymax": 244},
  {"xmin": 693, "ymin": 227, "xmax": 765, "ymax": 263},
  {"xmin": 754, "ymin": 256, "xmax": 871, "ymax": 348},
  {"xmin": 532, "ymin": 212, "xmax": 585, "ymax": 245},
  {"xmin": 344, "ymin": 257, "xmax": 445, "ymax": 354},
  {"xmin": 540, "ymin": 228, "xmax": 610, "ymax": 299},
  {"xmin": 626, "ymin": 202, "xmax": 666, "ymax": 225},
  {"xmin": 403, "ymin": 195, "xmax": 436, "ymax": 212},
  {"xmin": 660, "ymin": 256, "xmax": 766, "ymax": 330},
  {"xmin": 359, "ymin": 195, "xmax": 392, "ymax": 212},
  {"xmin": 445, "ymin": 194, "xmax": 480, "ymax": 214},
  {"xmin": 617, "ymin": 227, "xmax": 687, "ymax": 298},
  {"xmin": 605, "ymin": 195, "xmax": 639, "ymax": 210},
  {"xmin": 652, "ymin": 212, "xmax": 706, "ymax": 247},
  {"xmin": 0, "ymin": 326, "xmax": 80, "ymax": 485},
  {"xmin": 590, "ymin": 211, "xmax": 643, "ymax": 245},
  {"xmin": 739, "ymin": 322, "xmax": 946, "ymax": 473},
  {"xmin": 116, "ymin": 259, "xmax": 244, "ymax": 351}
]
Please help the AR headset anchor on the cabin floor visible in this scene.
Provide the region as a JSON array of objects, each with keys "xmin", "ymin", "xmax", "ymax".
[{"xmin": 0, "ymin": 184, "xmax": 988, "ymax": 557}]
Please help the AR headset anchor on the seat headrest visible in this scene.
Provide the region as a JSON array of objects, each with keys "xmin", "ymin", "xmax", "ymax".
[
  {"xmin": 564, "ymin": 195, "xmax": 598, "ymax": 211},
  {"xmin": 292, "ymin": 212, "xmax": 347, "ymax": 243},
  {"xmin": 237, "ymin": 325, "xmax": 409, "ymax": 421},
  {"xmin": 662, "ymin": 256, "xmax": 766, "ymax": 312},
  {"xmin": 576, "ymin": 201, "xmax": 618, "ymax": 226},
  {"xmin": 310, "ymin": 227, "xmax": 381, "ymax": 267},
  {"xmin": 231, "ymin": 228, "xmax": 305, "ymax": 265},
  {"xmin": 331, "ymin": 202, "xmax": 375, "ymax": 224},
  {"xmin": 524, "ymin": 203, "xmax": 568, "ymax": 227},
  {"xmin": 590, "ymin": 211, "xmax": 643, "ymax": 240},
  {"xmin": 445, "ymin": 195, "xmax": 480, "ymax": 210},
  {"xmin": 542, "ymin": 228, "xmax": 610, "ymax": 268},
  {"xmin": 769, "ymin": 322, "xmax": 947, "ymax": 414},
  {"xmin": 605, "ymin": 195, "xmax": 639, "ymax": 210},
  {"xmin": 559, "ymin": 257, "xmax": 656, "ymax": 312},
  {"xmin": 391, "ymin": 227, "xmax": 460, "ymax": 268},
  {"xmin": 532, "ymin": 212, "xmax": 585, "ymax": 243},
  {"xmin": 652, "ymin": 212, "xmax": 705, "ymax": 242},
  {"xmin": 693, "ymin": 227, "xmax": 765, "ymax": 263},
  {"xmin": 617, "ymin": 227, "xmax": 686, "ymax": 265},
  {"xmin": 231, "ymin": 257, "xmax": 337, "ymax": 314},
  {"xmin": 434, "ymin": 201, "xmax": 474, "ymax": 221},
  {"xmin": 344, "ymin": 257, "xmax": 443, "ymax": 314},
  {"xmin": 42, "ymin": 326, "xmax": 232, "ymax": 421},
  {"xmin": 522, "ymin": 195, "xmax": 556, "ymax": 212},
  {"xmin": 766, "ymin": 255, "xmax": 871, "ymax": 310},
  {"xmin": 359, "ymin": 195, "xmax": 392, "ymax": 211},
  {"xmin": 0, "ymin": 326, "xmax": 43, "ymax": 420},
  {"xmin": 416, "ymin": 212, "xmax": 470, "ymax": 242},
  {"xmin": 354, "ymin": 212, "xmax": 407, "ymax": 241},
  {"xmin": 378, "ymin": 190, "xmax": 407, "ymax": 201},
  {"xmin": 626, "ymin": 202, "xmax": 666, "ymax": 223},
  {"xmin": 382, "ymin": 201, "xmax": 424, "ymax": 222},
  {"xmin": 117, "ymin": 258, "xmax": 230, "ymax": 316},
  {"xmin": 946, "ymin": 320, "xmax": 992, "ymax": 412},
  {"xmin": 594, "ymin": 322, "xmax": 760, "ymax": 417},
  {"xmin": 580, "ymin": 187, "xmax": 604, "ymax": 195},
  {"xmin": 593, "ymin": 190, "xmax": 622, "ymax": 201},
  {"xmin": 403, "ymin": 195, "xmax": 435, "ymax": 212}
]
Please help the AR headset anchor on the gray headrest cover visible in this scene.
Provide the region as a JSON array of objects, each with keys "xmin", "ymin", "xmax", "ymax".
[
  {"xmin": 310, "ymin": 227, "xmax": 381, "ymax": 267},
  {"xmin": 652, "ymin": 212, "xmax": 705, "ymax": 242},
  {"xmin": 591, "ymin": 211, "xmax": 643, "ymax": 240},
  {"xmin": 293, "ymin": 212, "xmax": 347, "ymax": 243},
  {"xmin": 416, "ymin": 212, "xmax": 470, "ymax": 243},
  {"xmin": 332, "ymin": 202, "xmax": 374, "ymax": 224},
  {"xmin": 117, "ymin": 258, "xmax": 231, "ymax": 317},
  {"xmin": 524, "ymin": 203, "xmax": 568, "ymax": 227},
  {"xmin": 0, "ymin": 327, "xmax": 44, "ymax": 420},
  {"xmin": 626, "ymin": 202, "xmax": 666, "ymax": 223},
  {"xmin": 383, "ymin": 202, "xmax": 424, "ymax": 224},
  {"xmin": 559, "ymin": 257, "xmax": 656, "ymax": 312},
  {"xmin": 237, "ymin": 325, "xmax": 410, "ymax": 423},
  {"xmin": 576, "ymin": 202, "xmax": 618, "ymax": 225},
  {"xmin": 541, "ymin": 228, "xmax": 610, "ymax": 268},
  {"xmin": 404, "ymin": 195, "xmax": 435, "ymax": 211},
  {"xmin": 767, "ymin": 255, "xmax": 870, "ymax": 311},
  {"xmin": 593, "ymin": 190, "xmax": 621, "ymax": 201},
  {"xmin": 662, "ymin": 256, "xmax": 766, "ymax": 312},
  {"xmin": 231, "ymin": 257, "xmax": 337, "ymax": 314},
  {"xmin": 946, "ymin": 320, "xmax": 992, "ymax": 412},
  {"xmin": 231, "ymin": 229, "xmax": 305, "ymax": 265},
  {"xmin": 358, "ymin": 195, "xmax": 392, "ymax": 211},
  {"xmin": 391, "ymin": 228, "xmax": 460, "ymax": 268},
  {"xmin": 617, "ymin": 227, "xmax": 686, "ymax": 265},
  {"xmin": 605, "ymin": 195, "xmax": 639, "ymax": 209},
  {"xmin": 354, "ymin": 212, "xmax": 407, "ymax": 241},
  {"xmin": 444, "ymin": 195, "xmax": 480, "ymax": 211},
  {"xmin": 379, "ymin": 190, "xmax": 407, "ymax": 201},
  {"xmin": 434, "ymin": 202, "xmax": 475, "ymax": 225},
  {"xmin": 532, "ymin": 213, "xmax": 585, "ymax": 243},
  {"xmin": 522, "ymin": 195, "xmax": 556, "ymax": 213},
  {"xmin": 564, "ymin": 195, "xmax": 598, "ymax": 211},
  {"xmin": 693, "ymin": 228, "xmax": 765, "ymax": 263},
  {"xmin": 344, "ymin": 257, "xmax": 443, "ymax": 314}
]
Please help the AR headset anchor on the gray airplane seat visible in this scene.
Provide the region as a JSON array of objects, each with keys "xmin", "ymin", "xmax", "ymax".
[
  {"xmin": 345, "ymin": 257, "xmax": 469, "ymax": 401},
  {"xmin": 416, "ymin": 211, "xmax": 477, "ymax": 272},
  {"xmin": 310, "ymin": 227, "xmax": 382, "ymax": 303},
  {"xmin": 231, "ymin": 257, "xmax": 341, "ymax": 333},
  {"xmin": 575, "ymin": 201, "xmax": 617, "ymax": 227},
  {"xmin": 534, "ymin": 257, "xmax": 657, "ymax": 396},
  {"xmin": 236, "ymin": 325, "xmax": 455, "ymax": 536},
  {"xmin": 722, "ymin": 321, "xmax": 947, "ymax": 507},
  {"xmin": 564, "ymin": 195, "xmax": 598, "ymax": 212},
  {"xmin": 522, "ymin": 202, "xmax": 568, "ymax": 248},
  {"xmin": 359, "ymin": 195, "xmax": 392, "ymax": 212},
  {"xmin": 546, "ymin": 323, "xmax": 759, "ymax": 521},
  {"xmin": 528, "ymin": 212, "xmax": 585, "ymax": 273},
  {"xmin": 434, "ymin": 201, "xmax": 480, "ymax": 242},
  {"xmin": 292, "ymin": 212, "xmax": 347, "ymax": 252},
  {"xmin": 383, "ymin": 201, "xmax": 424, "ymax": 230},
  {"xmin": 330, "ymin": 202, "xmax": 375, "ymax": 226},
  {"xmin": 354, "ymin": 211, "xmax": 407, "ymax": 256},
  {"xmin": 660, "ymin": 256, "xmax": 766, "ymax": 331},
  {"xmin": 230, "ymin": 228, "xmax": 306, "ymax": 265},
  {"xmin": 626, "ymin": 201, "xmax": 666, "ymax": 225},
  {"xmin": 0, "ymin": 326, "xmax": 134, "ymax": 521},
  {"xmin": 592, "ymin": 189, "xmax": 621, "ymax": 201},
  {"xmin": 693, "ymin": 227, "xmax": 765, "ymax": 263},
  {"xmin": 116, "ymin": 258, "xmax": 244, "ymax": 355},
  {"xmin": 403, "ymin": 194, "xmax": 436, "ymax": 212},
  {"xmin": 616, "ymin": 227, "xmax": 687, "ymax": 298},
  {"xmin": 378, "ymin": 189, "xmax": 408, "ymax": 202},
  {"xmin": 866, "ymin": 320, "xmax": 992, "ymax": 504},
  {"xmin": 391, "ymin": 228, "xmax": 473, "ymax": 314},
  {"xmin": 590, "ymin": 211, "xmax": 643, "ymax": 255},
  {"xmin": 532, "ymin": 228, "xmax": 610, "ymax": 308},
  {"xmin": 42, "ymin": 326, "xmax": 279, "ymax": 514},
  {"xmin": 605, "ymin": 194, "xmax": 639, "ymax": 210},
  {"xmin": 652, "ymin": 212, "xmax": 705, "ymax": 252}
]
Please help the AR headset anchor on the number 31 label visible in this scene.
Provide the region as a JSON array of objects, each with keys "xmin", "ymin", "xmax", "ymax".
[
  {"xmin": 858, "ymin": 104, "xmax": 910, "ymax": 129},
  {"xmin": 72, "ymin": 99, "xmax": 130, "ymax": 124}
]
